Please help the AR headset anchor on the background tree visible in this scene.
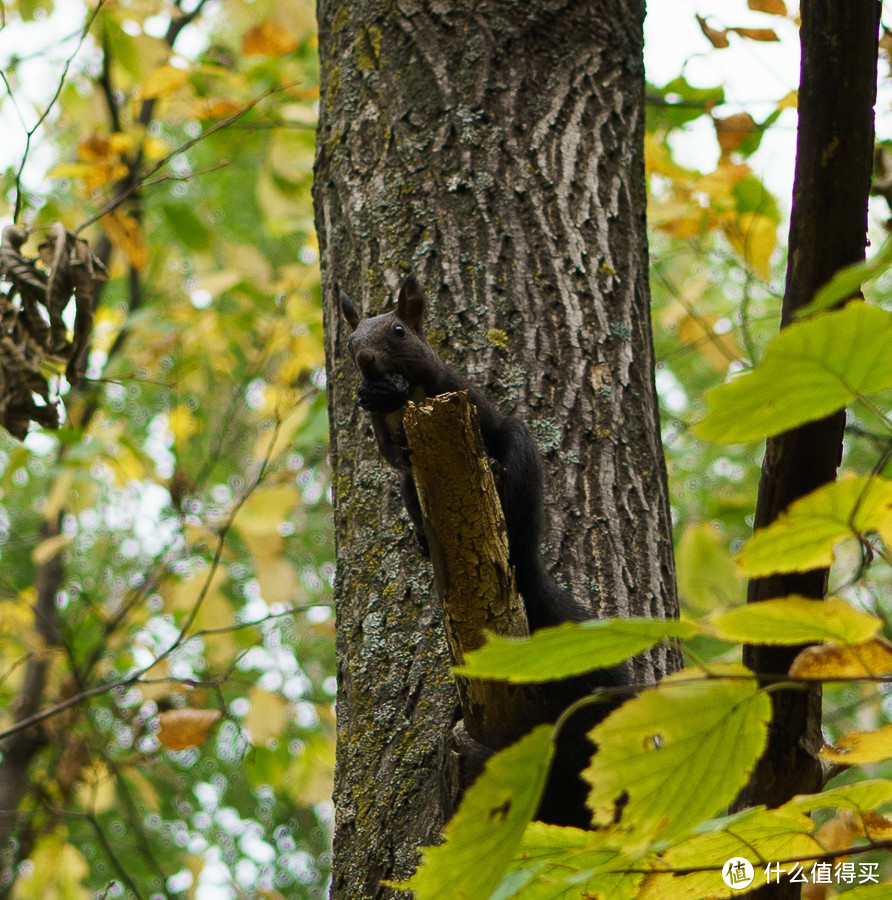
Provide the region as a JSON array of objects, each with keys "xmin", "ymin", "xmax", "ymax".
[
  {"xmin": 4, "ymin": 0, "xmax": 892, "ymax": 897},
  {"xmin": 0, "ymin": 2, "xmax": 336, "ymax": 897},
  {"xmin": 315, "ymin": 0, "xmax": 679, "ymax": 894}
]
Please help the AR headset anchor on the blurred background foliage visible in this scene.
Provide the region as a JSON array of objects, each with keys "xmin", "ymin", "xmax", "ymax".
[{"xmin": 0, "ymin": 0, "xmax": 891, "ymax": 896}]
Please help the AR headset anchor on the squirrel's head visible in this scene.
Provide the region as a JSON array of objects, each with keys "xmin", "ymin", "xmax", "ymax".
[{"xmin": 340, "ymin": 275, "xmax": 432, "ymax": 379}]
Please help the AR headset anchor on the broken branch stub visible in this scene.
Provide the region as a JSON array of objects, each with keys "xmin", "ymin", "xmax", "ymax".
[{"xmin": 403, "ymin": 391, "xmax": 548, "ymax": 749}]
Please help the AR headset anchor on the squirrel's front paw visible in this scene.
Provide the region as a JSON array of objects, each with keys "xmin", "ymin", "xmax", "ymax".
[{"xmin": 356, "ymin": 373, "xmax": 411, "ymax": 413}]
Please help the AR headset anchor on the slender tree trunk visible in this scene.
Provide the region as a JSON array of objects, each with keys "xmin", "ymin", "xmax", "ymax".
[
  {"xmin": 315, "ymin": 1, "xmax": 679, "ymax": 895},
  {"xmin": 737, "ymin": 2, "xmax": 880, "ymax": 897}
]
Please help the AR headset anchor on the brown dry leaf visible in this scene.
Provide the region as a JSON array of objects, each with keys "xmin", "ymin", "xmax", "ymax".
[
  {"xmin": 863, "ymin": 810, "xmax": 892, "ymax": 841},
  {"xmin": 157, "ymin": 708, "xmax": 222, "ymax": 750},
  {"xmin": 790, "ymin": 639, "xmax": 892, "ymax": 680},
  {"xmin": 749, "ymin": 0, "xmax": 787, "ymax": 15},
  {"xmin": 714, "ymin": 112, "xmax": 758, "ymax": 157},
  {"xmin": 813, "ymin": 809, "xmax": 861, "ymax": 853},
  {"xmin": 820, "ymin": 724, "xmax": 892, "ymax": 766},
  {"xmin": 242, "ymin": 21, "xmax": 299, "ymax": 57},
  {"xmin": 730, "ymin": 27, "xmax": 780, "ymax": 42},
  {"xmin": 696, "ymin": 14, "xmax": 730, "ymax": 49}
]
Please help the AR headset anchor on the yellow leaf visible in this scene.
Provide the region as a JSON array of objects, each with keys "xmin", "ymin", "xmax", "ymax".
[
  {"xmin": 233, "ymin": 484, "xmax": 300, "ymax": 559},
  {"xmin": 163, "ymin": 565, "xmax": 232, "ymax": 633},
  {"xmin": 256, "ymin": 556, "xmax": 300, "ymax": 606},
  {"xmin": 142, "ymin": 135, "xmax": 170, "ymax": 161},
  {"xmin": 13, "ymin": 832, "xmax": 90, "ymax": 900},
  {"xmin": 725, "ymin": 211, "xmax": 776, "ymax": 278},
  {"xmin": 253, "ymin": 402, "xmax": 311, "ymax": 466},
  {"xmin": 108, "ymin": 132, "xmax": 135, "ymax": 155},
  {"xmin": 821, "ymin": 724, "xmax": 892, "ymax": 766},
  {"xmin": 101, "ymin": 209, "xmax": 148, "ymax": 270},
  {"xmin": 676, "ymin": 314, "xmax": 741, "ymax": 373},
  {"xmin": 168, "ymin": 404, "xmax": 201, "ymax": 449},
  {"xmin": 242, "ymin": 21, "xmax": 299, "ymax": 56},
  {"xmin": 73, "ymin": 762, "xmax": 116, "ymax": 814},
  {"xmin": 31, "ymin": 532, "xmax": 73, "ymax": 566},
  {"xmin": 91, "ymin": 306, "xmax": 126, "ymax": 355},
  {"xmin": 245, "ymin": 687, "xmax": 289, "ymax": 745},
  {"xmin": 777, "ymin": 89, "xmax": 798, "ymax": 110},
  {"xmin": 749, "ymin": 0, "xmax": 788, "ymax": 14},
  {"xmin": 158, "ymin": 708, "xmax": 222, "ymax": 750},
  {"xmin": 140, "ymin": 64, "xmax": 190, "ymax": 100},
  {"xmin": 790, "ymin": 638, "xmax": 892, "ymax": 680},
  {"xmin": 730, "ymin": 26, "xmax": 780, "ymax": 42}
]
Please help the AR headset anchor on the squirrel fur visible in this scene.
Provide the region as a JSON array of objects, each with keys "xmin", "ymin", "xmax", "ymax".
[
  {"xmin": 340, "ymin": 274, "xmax": 626, "ymax": 827},
  {"xmin": 340, "ymin": 274, "xmax": 591, "ymax": 632}
]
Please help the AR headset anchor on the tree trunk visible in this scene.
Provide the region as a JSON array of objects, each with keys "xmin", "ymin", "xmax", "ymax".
[
  {"xmin": 736, "ymin": 2, "xmax": 880, "ymax": 897},
  {"xmin": 315, "ymin": 1, "xmax": 679, "ymax": 895}
]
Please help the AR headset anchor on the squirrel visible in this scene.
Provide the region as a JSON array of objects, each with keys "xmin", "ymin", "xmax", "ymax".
[
  {"xmin": 339, "ymin": 274, "xmax": 594, "ymax": 632},
  {"xmin": 339, "ymin": 274, "xmax": 626, "ymax": 827}
]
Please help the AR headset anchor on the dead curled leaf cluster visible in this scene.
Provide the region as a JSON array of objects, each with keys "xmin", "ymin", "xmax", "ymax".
[{"xmin": 0, "ymin": 223, "xmax": 105, "ymax": 439}]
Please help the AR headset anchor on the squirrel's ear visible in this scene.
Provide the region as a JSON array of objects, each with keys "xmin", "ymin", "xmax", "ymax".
[
  {"xmin": 397, "ymin": 275, "xmax": 425, "ymax": 331},
  {"xmin": 340, "ymin": 290, "xmax": 360, "ymax": 331}
]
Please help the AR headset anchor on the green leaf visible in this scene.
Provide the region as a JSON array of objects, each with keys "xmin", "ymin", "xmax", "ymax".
[
  {"xmin": 397, "ymin": 725, "xmax": 554, "ymax": 900},
  {"xmin": 694, "ymin": 303, "xmax": 892, "ymax": 444},
  {"xmin": 160, "ymin": 204, "xmax": 213, "ymax": 251},
  {"xmin": 736, "ymin": 475, "xmax": 892, "ymax": 577},
  {"xmin": 783, "ymin": 779, "xmax": 892, "ymax": 813},
  {"xmin": 585, "ymin": 666, "xmax": 771, "ymax": 842},
  {"xmin": 676, "ymin": 522, "xmax": 744, "ymax": 613},
  {"xmin": 495, "ymin": 824, "xmax": 640, "ymax": 900},
  {"xmin": 641, "ymin": 805, "xmax": 820, "ymax": 899},
  {"xmin": 799, "ymin": 235, "xmax": 892, "ymax": 316},
  {"xmin": 457, "ymin": 618, "xmax": 698, "ymax": 683},
  {"xmin": 710, "ymin": 596, "xmax": 882, "ymax": 646}
]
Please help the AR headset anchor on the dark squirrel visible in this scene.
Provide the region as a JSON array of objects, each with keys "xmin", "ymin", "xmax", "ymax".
[
  {"xmin": 340, "ymin": 274, "xmax": 591, "ymax": 632},
  {"xmin": 340, "ymin": 275, "xmax": 626, "ymax": 827}
]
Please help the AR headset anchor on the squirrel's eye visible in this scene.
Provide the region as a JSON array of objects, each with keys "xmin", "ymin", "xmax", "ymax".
[{"xmin": 393, "ymin": 324, "xmax": 405, "ymax": 337}]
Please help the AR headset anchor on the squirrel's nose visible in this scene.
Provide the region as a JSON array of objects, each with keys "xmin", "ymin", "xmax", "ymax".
[{"xmin": 354, "ymin": 348, "xmax": 381, "ymax": 377}]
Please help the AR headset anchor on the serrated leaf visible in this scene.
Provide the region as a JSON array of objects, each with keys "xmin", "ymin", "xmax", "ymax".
[
  {"xmin": 789, "ymin": 639, "xmax": 892, "ymax": 680},
  {"xmin": 637, "ymin": 806, "xmax": 820, "ymax": 900},
  {"xmin": 457, "ymin": 618, "xmax": 697, "ymax": 683},
  {"xmin": 801, "ymin": 235, "xmax": 892, "ymax": 316},
  {"xmin": 502, "ymin": 823, "xmax": 641, "ymax": 899},
  {"xmin": 585, "ymin": 666, "xmax": 771, "ymax": 842},
  {"xmin": 695, "ymin": 303, "xmax": 892, "ymax": 443},
  {"xmin": 736, "ymin": 475, "xmax": 892, "ymax": 577},
  {"xmin": 398, "ymin": 725, "xmax": 554, "ymax": 900},
  {"xmin": 784, "ymin": 779, "xmax": 892, "ymax": 814},
  {"xmin": 821, "ymin": 728, "xmax": 892, "ymax": 766},
  {"xmin": 710, "ymin": 596, "xmax": 882, "ymax": 645}
]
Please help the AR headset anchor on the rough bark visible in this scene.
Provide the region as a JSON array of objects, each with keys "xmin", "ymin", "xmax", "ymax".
[
  {"xmin": 737, "ymin": 2, "xmax": 880, "ymax": 897},
  {"xmin": 315, "ymin": 1, "xmax": 679, "ymax": 895}
]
